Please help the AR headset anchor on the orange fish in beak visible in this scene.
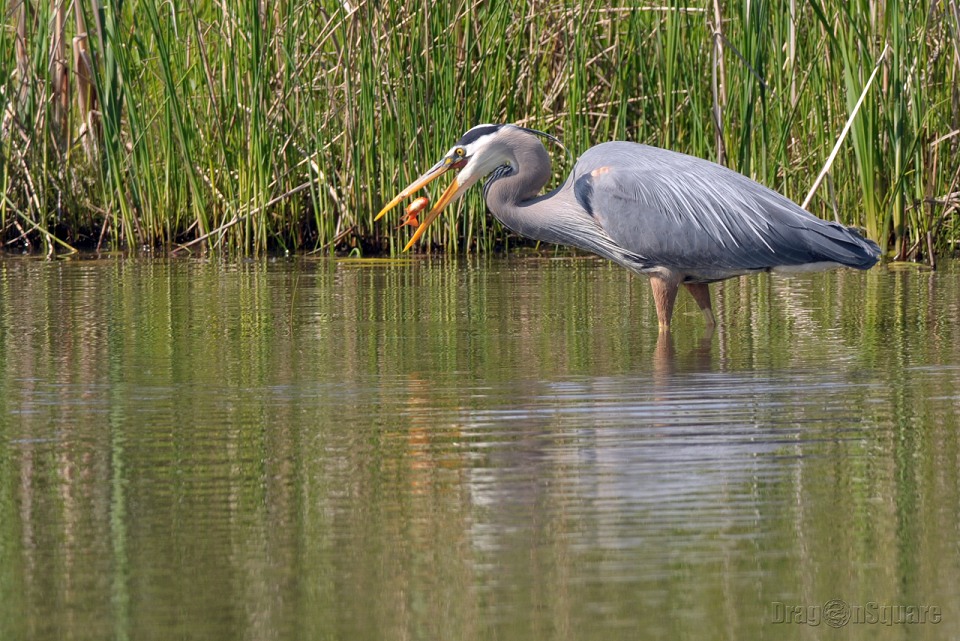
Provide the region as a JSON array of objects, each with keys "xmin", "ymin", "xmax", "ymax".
[
  {"xmin": 375, "ymin": 153, "xmax": 471, "ymax": 251},
  {"xmin": 397, "ymin": 196, "xmax": 430, "ymax": 229}
]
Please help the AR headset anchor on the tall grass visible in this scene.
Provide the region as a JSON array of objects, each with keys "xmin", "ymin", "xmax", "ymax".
[{"xmin": 1, "ymin": 0, "xmax": 958, "ymax": 259}]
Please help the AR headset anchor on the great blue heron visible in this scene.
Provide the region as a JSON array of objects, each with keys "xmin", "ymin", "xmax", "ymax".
[{"xmin": 375, "ymin": 124, "xmax": 881, "ymax": 331}]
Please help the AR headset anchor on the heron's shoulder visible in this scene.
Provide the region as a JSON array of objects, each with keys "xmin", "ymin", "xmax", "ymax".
[
  {"xmin": 574, "ymin": 143, "xmax": 705, "ymax": 211},
  {"xmin": 577, "ymin": 142, "xmax": 727, "ymax": 174},
  {"xmin": 576, "ymin": 142, "xmax": 801, "ymax": 214}
]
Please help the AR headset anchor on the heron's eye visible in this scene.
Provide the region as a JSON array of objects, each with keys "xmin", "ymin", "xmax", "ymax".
[{"xmin": 455, "ymin": 148, "xmax": 465, "ymax": 157}]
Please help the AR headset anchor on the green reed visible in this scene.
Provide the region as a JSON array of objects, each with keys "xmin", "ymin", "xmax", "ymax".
[{"xmin": 1, "ymin": 0, "xmax": 958, "ymax": 259}]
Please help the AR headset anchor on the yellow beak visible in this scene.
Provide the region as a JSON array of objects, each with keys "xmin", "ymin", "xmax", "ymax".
[{"xmin": 375, "ymin": 156, "xmax": 467, "ymax": 252}]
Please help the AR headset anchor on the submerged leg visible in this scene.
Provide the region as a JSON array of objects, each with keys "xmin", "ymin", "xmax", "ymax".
[
  {"xmin": 683, "ymin": 282, "xmax": 715, "ymax": 328},
  {"xmin": 649, "ymin": 272, "xmax": 681, "ymax": 332}
]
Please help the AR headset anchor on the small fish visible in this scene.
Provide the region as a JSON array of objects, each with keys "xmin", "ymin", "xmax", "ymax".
[
  {"xmin": 406, "ymin": 197, "xmax": 429, "ymax": 216},
  {"xmin": 399, "ymin": 196, "xmax": 430, "ymax": 228}
]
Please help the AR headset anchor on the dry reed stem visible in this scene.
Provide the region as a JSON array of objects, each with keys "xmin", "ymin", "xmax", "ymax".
[
  {"xmin": 173, "ymin": 181, "xmax": 313, "ymax": 252},
  {"xmin": 73, "ymin": 3, "xmax": 100, "ymax": 158},
  {"xmin": 801, "ymin": 44, "xmax": 890, "ymax": 210},
  {"xmin": 710, "ymin": 0, "xmax": 726, "ymax": 165},
  {"xmin": 51, "ymin": 0, "xmax": 69, "ymax": 146}
]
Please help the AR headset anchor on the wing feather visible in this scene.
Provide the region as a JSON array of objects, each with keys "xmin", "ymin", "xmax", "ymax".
[{"xmin": 573, "ymin": 142, "xmax": 879, "ymax": 274}]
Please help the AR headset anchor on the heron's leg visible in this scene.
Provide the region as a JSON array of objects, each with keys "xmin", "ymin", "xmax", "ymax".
[
  {"xmin": 649, "ymin": 273, "xmax": 681, "ymax": 332},
  {"xmin": 683, "ymin": 283, "xmax": 715, "ymax": 328}
]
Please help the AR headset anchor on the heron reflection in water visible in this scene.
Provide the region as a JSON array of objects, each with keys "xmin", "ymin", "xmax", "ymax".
[{"xmin": 376, "ymin": 124, "xmax": 880, "ymax": 332}]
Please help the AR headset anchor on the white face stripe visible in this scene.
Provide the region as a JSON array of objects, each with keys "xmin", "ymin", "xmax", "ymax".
[
  {"xmin": 454, "ymin": 124, "xmax": 502, "ymax": 154},
  {"xmin": 456, "ymin": 135, "xmax": 513, "ymax": 187},
  {"xmin": 462, "ymin": 136, "xmax": 494, "ymax": 157}
]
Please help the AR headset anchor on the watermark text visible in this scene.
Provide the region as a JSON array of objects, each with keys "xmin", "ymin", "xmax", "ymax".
[{"xmin": 771, "ymin": 600, "xmax": 941, "ymax": 628}]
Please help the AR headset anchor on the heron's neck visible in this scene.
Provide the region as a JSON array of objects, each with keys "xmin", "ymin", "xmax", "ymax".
[
  {"xmin": 483, "ymin": 141, "xmax": 646, "ymax": 271},
  {"xmin": 487, "ymin": 184, "xmax": 570, "ymax": 246},
  {"xmin": 484, "ymin": 140, "xmax": 564, "ymax": 244}
]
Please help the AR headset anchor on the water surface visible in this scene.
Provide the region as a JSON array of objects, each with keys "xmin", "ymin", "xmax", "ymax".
[{"xmin": 1, "ymin": 256, "xmax": 958, "ymax": 640}]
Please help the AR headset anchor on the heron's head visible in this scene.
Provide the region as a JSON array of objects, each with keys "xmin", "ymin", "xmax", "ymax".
[{"xmin": 375, "ymin": 124, "xmax": 562, "ymax": 251}]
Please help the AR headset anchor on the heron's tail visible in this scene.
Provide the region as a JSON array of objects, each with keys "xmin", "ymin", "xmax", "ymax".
[{"xmin": 841, "ymin": 225, "xmax": 882, "ymax": 269}]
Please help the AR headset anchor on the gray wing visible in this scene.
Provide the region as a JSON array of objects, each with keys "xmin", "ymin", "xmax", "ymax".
[{"xmin": 572, "ymin": 142, "xmax": 879, "ymax": 274}]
